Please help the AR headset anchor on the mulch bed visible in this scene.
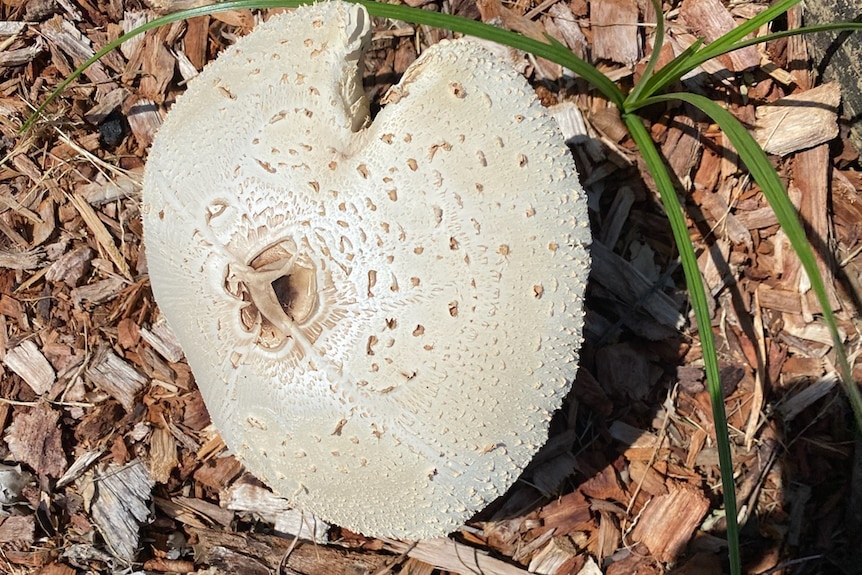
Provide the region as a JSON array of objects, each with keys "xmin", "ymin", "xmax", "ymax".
[{"xmin": 1, "ymin": 0, "xmax": 860, "ymax": 573}]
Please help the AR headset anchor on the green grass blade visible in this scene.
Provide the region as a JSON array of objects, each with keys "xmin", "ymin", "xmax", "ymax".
[
  {"xmin": 724, "ymin": 22, "xmax": 862, "ymax": 54},
  {"xmin": 622, "ymin": 111, "xmax": 741, "ymax": 575},
  {"xmin": 22, "ymin": 0, "xmax": 624, "ymax": 131},
  {"xmin": 642, "ymin": 92, "xmax": 862, "ymax": 432},
  {"xmin": 626, "ymin": 37, "xmax": 703, "ymax": 112},
  {"xmin": 626, "ymin": 0, "xmax": 666, "ymax": 105},
  {"xmin": 627, "ymin": 0, "xmax": 801, "ymax": 106}
]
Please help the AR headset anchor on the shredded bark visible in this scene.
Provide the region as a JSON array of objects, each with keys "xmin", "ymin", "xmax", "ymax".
[{"xmin": 0, "ymin": 0, "xmax": 860, "ymax": 573}]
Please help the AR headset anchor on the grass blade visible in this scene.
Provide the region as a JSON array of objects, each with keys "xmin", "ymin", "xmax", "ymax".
[
  {"xmin": 626, "ymin": 0, "xmax": 666, "ymax": 105},
  {"xmin": 724, "ymin": 22, "xmax": 862, "ymax": 54},
  {"xmin": 628, "ymin": 0, "xmax": 801, "ymax": 105},
  {"xmin": 622, "ymin": 111, "xmax": 741, "ymax": 575},
  {"xmin": 641, "ymin": 92, "xmax": 862, "ymax": 432},
  {"xmin": 22, "ymin": 0, "xmax": 624, "ymax": 131}
]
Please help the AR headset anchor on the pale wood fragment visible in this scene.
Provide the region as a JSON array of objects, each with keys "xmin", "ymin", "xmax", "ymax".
[
  {"xmin": 0, "ymin": 247, "xmax": 42, "ymax": 270},
  {"xmin": 0, "ymin": 463, "xmax": 33, "ymax": 505},
  {"xmin": 384, "ymin": 537, "xmax": 531, "ymax": 575},
  {"xmin": 120, "ymin": 10, "xmax": 150, "ymax": 58},
  {"xmin": 528, "ymin": 536, "xmax": 579, "ymax": 575},
  {"xmin": 85, "ymin": 344, "xmax": 147, "ymax": 410},
  {"xmin": 680, "ymin": 0, "xmax": 760, "ymax": 71},
  {"xmin": 82, "ymin": 459, "xmax": 154, "ymax": 562},
  {"xmin": 68, "ymin": 193, "xmax": 131, "ymax": 280},
  {"xmin": 475, "ymin": 0, "xmax": 560, "ymax": 79},
  {"xmin": 70, "ymin": 276, "xmax": 125, "ymax": 305},
  {"xmin": 84, "ymin": 87, "xmax": 129, "ymax": 124},
  {"xmin": 56, "ymin": 449, "xmax": 104, "ymax": 488},
  {"xmin": 610, "ymin": 420, "xmax": 660, "ymax": 447},
  {"xmin": 223, "ymin": 480, "xmax": 330, "ymax": 543},
  {"xmin": 0, "ymin": 22, "xmax": 26, "ymax": 35},
  {"xmin": 77, "ymin": 171, "xmax": 141, "ymax": 205},
  {"xmin": 754, "ymin": 83, "xmax": 841, "ymax": 156},
  {"xmin": 630, "ymin": 482, "xmax": 710, "ymax": 562},
  {"xmin": 190, "ymin": 526, "xmax": 389, "ymax": 575},
  {"xmin": 4, "ymin": 340, "xmax": 56, "ymax": 395},
  {"xmin": 0, "ymin": 38, "xmax": 43, "ymax": 67},
  {"xmin": 543, "ymin": 3, "xmax": 587, "ymax": 59},
  {"xmin": 591, "ymin": 0, "xmax": 639, "ymax": 66},
  {"xmin": 756, "ymin": 284, "xmax": 803, "ymax": 314},
  {"xmin": 734, "ymin": 206, "xmax": 778, "ymax": 229},
  {"xmin": 125, "ymin": 97, "xmax": 163, "ymax": 148},
  {"xmin": 148, "ymin": 424, "xmax": 177, "ymax": 483},
  {"xmin": 577, "ymin": 557, "xmax": 604, "ymax": 575},
  {"xmin": 793, "ymin": 143, "xmax": 840, "ymax": 312},
  {"xmin": 140, "ymin": 316, "xmax": 184, "ymax": 363}
]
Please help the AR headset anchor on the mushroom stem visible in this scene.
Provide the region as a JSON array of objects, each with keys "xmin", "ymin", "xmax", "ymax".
[{"xmin": 233, "ymin": 257, "xmax": 316, "ymax": 355}]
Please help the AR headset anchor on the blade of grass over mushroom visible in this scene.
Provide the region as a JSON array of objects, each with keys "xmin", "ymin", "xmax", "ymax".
[
  {"xmin": 622, "ymin": 111, "xmax": 741, "ymax": 575},
  {"xmin": 643, "ymin": 92, "xmax": 862, "ymax": 432},
  {"xmin": 22, "ymin": 0, "xmax": 623, "ymax": 131}
]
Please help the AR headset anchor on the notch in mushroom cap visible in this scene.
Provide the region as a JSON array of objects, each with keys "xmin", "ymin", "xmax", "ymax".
[{"xmin": 142, "ymin": 0, "xmax": 590, "ymax": 540}]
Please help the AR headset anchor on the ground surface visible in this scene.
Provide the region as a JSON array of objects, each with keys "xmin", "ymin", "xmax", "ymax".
[{"xmin": 0, "ymin": 0, "xmax": 861, "ymax": 574}]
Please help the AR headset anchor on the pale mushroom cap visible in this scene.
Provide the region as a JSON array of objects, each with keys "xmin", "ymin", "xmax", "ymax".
[{"xmin": 142, "ymin": 1, "xmax": 590, "ymax": 539}]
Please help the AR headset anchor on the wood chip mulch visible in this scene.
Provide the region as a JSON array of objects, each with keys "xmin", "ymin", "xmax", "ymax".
[{"xmin": 1, "ymin": 0, "xmax": 861, "ymax": 573}]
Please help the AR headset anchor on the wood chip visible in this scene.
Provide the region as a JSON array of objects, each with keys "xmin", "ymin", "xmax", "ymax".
[
  {"xmin": 777, "ymin": 372, "xmax": 839, "ymax": 423},
  {"xmin": 148, "ymin": 424, "xmax": 177, "ymax": 483},
  {"xmin": 0, "ymin": 247, "xmax": 43, "ymax": 270},
  {"xmin": 4, "ymin": 340, "xmax": 56, "ymax": 395},
  {"xmin": 754, "ymin": 83, "xmax": 841, "ymax": 156},
  {"xmin": 191, "ymin": 526, "xmax": 389, "ymax": 575},
  {"xmin": 0, "ymin": 515, "xmax": 35, "ymax": 546},
  {"xmin": 83, "ymin": 459, "xmax": 154, "ymax": 563},
  {"xmin": 630, "ymin": 482, "xmax": 710, "ymax": 562},
  {"xmin": 139, "ymin": 317, "xmax": 184, "ymax": 363},
  {"xmin": 0, "ymin": 463, "xmax": 33, "ymax": 505},
  {"xmin": 528, "ymin": 536, "xmax": 580, "ymax": 575},
  {"xmin": 67, "ymin": 193, "xmax": 131, "ymax": 280},
  {"xmin": 39, "ymin": 16, "xmax": 116, "ymax": 95},
  {"xmin": 680, "ymin": 0, "xmax": 760, "ymax": 71},
  {"xmin": 224, "ymin": 480, "xmax": 330, "ymax": 543},
  {"xmin": 384, "ymin": 537, "xmax": 531, "ymax": 575},
  {"xmin": 70, "ymin": 276, "xmax": 126, "ymax": 305},
  {"xmin": 124, "ymin": 97, "xmax": 163, "ymax": 148},
  {"xmin": 5, "ymin": 403, "xmax": 68, "ymax": 477},
  {"xmin": 85, "ymin": 344, "xmax": 147, "ymax": 411},
  {"xmin": 45, "ymin": 246, "xmax": 93, "ymax": 287},
  {"xmin": 595, "ymin": 342, "xmax": 661, "ymax": 400},
  {"xmin": 590, "ymin": 241, "xmax": 684, "ymax": 329},
  {"xmin": 591, "ymin": 0, "xmax": 639, "ymax": 66}
]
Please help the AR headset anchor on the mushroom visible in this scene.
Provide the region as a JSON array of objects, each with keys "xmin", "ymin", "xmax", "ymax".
[{"xmin": 142, "ymin": 1, "xmax": 590, "ymax": 539}]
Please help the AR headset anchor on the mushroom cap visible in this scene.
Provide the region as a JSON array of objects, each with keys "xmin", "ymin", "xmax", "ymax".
[{"xmin": 143, "ymin": 1, "xmax": 590, "ymax": 539}]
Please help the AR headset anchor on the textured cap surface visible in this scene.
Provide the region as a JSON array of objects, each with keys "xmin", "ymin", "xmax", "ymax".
[{"xmin": 143, "ymin": 0, "xmax": 590, "ymax": 539}]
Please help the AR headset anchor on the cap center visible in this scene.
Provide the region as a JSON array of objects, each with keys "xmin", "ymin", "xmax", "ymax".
[{"xmin": 225, "ymin": 239, "xmax": 320, "ymax": 350}]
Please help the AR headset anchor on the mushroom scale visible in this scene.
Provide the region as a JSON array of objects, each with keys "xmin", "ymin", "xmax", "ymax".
[{"xmin": 143, "ymin": 1, "xmax": 590, "ymax": 539}]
